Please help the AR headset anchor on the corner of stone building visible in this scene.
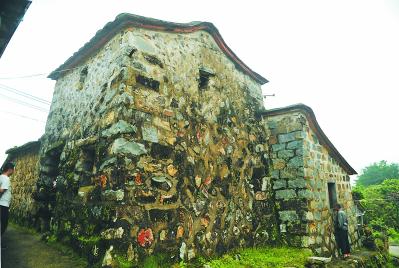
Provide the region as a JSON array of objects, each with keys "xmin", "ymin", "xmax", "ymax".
[{"xmin": 262, "ymin": 111, "xmax": 309, "ymax": 248}]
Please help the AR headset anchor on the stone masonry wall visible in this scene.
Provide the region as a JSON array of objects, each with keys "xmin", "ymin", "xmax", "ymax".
[
  {"xmin": 302, "ymin": 121, "xmax": 359, "ymax": 255},
  {"xmin": 266, "ymin": 112, "xmax": 308, "ymax": 248},
  {"xmin": 37, "ymin": 27, "xmax": 276, "ymax": 266},
  {"xmin": 265, "ymin": 111, "xmax": 358, "ymax": 256},
  {"xmin": 8, "ymin": 150, "xmax": 40, "ymax": 227}
]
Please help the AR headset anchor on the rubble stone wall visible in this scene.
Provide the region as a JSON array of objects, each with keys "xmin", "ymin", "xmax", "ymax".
[
  {"xmin": 265, "ymin": 111, "xmax": 358, "ymax": 256},
  {"xmin": 8, "ymin": 149, "xmax": 40, "ymax": 226},
  {"xmin": 38, "ymin": 28, "xmax": 277, "ymax": 265}
]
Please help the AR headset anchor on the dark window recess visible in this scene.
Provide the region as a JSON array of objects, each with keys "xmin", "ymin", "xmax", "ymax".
[
  {"xmin": 198, "ymin": 68, "xmax": 215, "ymax": 89},
  {"xmin": 136, "ymin": 195, "xmax": 156, "ymax": 204},
  {"xmin": 78, "ymin": 147, "xmax": 96, "ymax": 186},
  {"xmin": 41, "ymin": 144, "xmax": 63, "ymax": 177},
  {"xmin": 80, "ymin": 67, "xmax": 88, "ymax": 84},
  {"xmin": 144, "ymin": 54, "xmax": 164, "ymax": 68},
  {"xmin": 162, "ymin": 194, "xmax": 178, "ymax": 204},
  {"xmin": 149, "ymin": 209, "xmax": 174, "ymax": 223},
  {"xmin": 328, "ymin": 182, "xmax": 337, "ymax": 209},
  {"xmin": 136, "ymin": 75, "xmax": 160, "ymax": 91},
  {"xmin": 170, "ymin": 98, "xmax": 179, "ymax": 108},
  {"xmin": 151, "ymin": 179, "xmax": 171, "ymax": 192},
  {"xmin": 252, "ymin": 167, "xmax": 265, "ymax": 192},
  {"xmin": 150, "ymin": 143, "xmax": 173, "ymax": 159},
  {"xmin": 128, "ymin": 48, "xmax": 137, "ymax": 58}
]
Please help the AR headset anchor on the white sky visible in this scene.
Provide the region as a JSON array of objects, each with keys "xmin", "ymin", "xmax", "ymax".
[{"xmin": 0, "ymin": 0, "xmax": 398, "ymax": 180}]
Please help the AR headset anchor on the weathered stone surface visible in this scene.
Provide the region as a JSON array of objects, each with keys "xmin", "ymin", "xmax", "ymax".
[
  {"xmin": 277, "ymin": 149, "xmax": 295, "ymax": 159},
  {"xmin": 101, "ymin": 227, "xmax": 124, "ymax": 239},
  {"xmin": 111, "ymin": 138, "xmax": 147, "ymax": 156},
  {"xmin": 273, "ymin": 159, "xmax": 286, "ymax": 170},
  {"xmin": 278, "ymin": 210, "xmax": 298, "ymax": 222},
  {"xmin": 6, "ymin": 147, "xmax": 40, "ymax": 227},
  {"xmin": 141, "ymin": 124, "xmax": 158, "ymax": 143},
  {"xmin": 101, "ymin": 120, "xmax": 137, "ymax": 137},
  {"xmin": 278, "ymin": 131, "xmax": 305, "ymax": 143},
  {"xmin": 275, "ymin": 189, "xmax": 296, "ymax": 200},
  {"xmin": 272, "ymin": 143, "xmax": 285, "ymax": 152},
  {"xmin": 288, "ymin": 178, "xmax": 307, "ymax": 189},
  {"xmin": 287, "ymin": 140, "xmax": 302, "ymax": 150},
  {"xmin": 298, "ymin": 189, "xmax": 313, "ymax": 199},
  {"xmin": 21, "ymin": 14, "xmax": 359, "ymax": 266},
  {"xmin": 102, "ymin": 189, "xmax": 124, "ymax": 201},
  {"xmin": 273, "ymin": 179, "xmax": 287, "ymax": 190},
  {"xmin": 287, "ymin": 156, "xmax": 303, "ymax": 168},
  {"xmin": 266, "ymin": 111, "xmax": 360, "ymax": 255}
]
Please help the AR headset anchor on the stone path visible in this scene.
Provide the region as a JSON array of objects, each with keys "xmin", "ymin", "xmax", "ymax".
[{"xmin": 1, "ymin": 225, "xmax": 87, "ymax": 268}]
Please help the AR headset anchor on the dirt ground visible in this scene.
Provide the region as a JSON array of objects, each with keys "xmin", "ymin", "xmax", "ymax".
[{"xmin": 1, "ymin": 225, "xmax": 87, "ymax": 268}]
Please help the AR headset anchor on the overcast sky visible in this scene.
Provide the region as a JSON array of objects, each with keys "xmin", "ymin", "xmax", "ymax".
[{"xmin": 0, "ymin": 0, "xmax": 398, "ymax": 180}]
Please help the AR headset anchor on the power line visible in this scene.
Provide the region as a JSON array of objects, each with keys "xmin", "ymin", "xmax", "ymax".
[
  {"xmin": 0, "ymin": 73, "xmax": 47, "ymax": 79},
  {"xmin": 0, "ymin": 65, "xmax": 85, "ymax": 80},
  {"xmin": 0, "ymin": 110, "xmax": 46, "ymax": 123},
  {"xmin": 0, "ymin": 83, "xmax": 51, "ymax": 105},
  {"xmin": 0, "ymin": 92, "xmax": 49, "ymax": 113}
]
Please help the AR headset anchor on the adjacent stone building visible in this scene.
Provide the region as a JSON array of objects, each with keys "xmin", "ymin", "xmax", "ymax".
[
  {"xmin": 262, "ymin": 104, "xmax": 359, "ymax": 255},
  {"xmin": 3, "ymin": 14, "xmax": 358, "ymax": 266},
  {"xmin": 2, "ymin": 140, "xmax": 40, "ymax": 227}
]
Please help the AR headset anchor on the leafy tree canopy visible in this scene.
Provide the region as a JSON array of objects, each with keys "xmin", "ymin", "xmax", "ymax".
[
  {"xmin": 354, "ymin": 179, "xmax": 399, "ymax": 230},
  {"xmin": 356, "ymin": 160, "xmax": 399, "ymax": 186}
]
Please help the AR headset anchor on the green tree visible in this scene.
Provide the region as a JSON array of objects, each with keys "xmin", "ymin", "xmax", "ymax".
[
  {"xmin": 355, "ymin": 179, "xmax": 399, "ymax": 230},
  {"xmin": 356, "ymin": 160, "xmax": 399, "ymax": 186}
]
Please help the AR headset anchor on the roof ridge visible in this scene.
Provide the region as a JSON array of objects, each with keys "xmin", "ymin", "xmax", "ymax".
[{"xmin": 48, "ymin": 13, "xmax": 268, "ymax": 84}]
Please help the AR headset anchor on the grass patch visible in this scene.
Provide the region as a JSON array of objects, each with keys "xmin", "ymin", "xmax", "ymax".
[
  {"xmin": 9, "ymin": 222, "xmax": 88, "ymax": 267},
  {"xmin": 142, "ymin": 253, "xmax": 173, "ymax": 268},
  {"xmin": 9, "ymin": 221, "xmax": 37, "ymax": 235},
  {"xmin": 46, "ymin": 238, "xmax": 88, "ymax": 266},
  {"xmin": 204, "ymin": 247, "xmax": 312, "ymax": 268}
]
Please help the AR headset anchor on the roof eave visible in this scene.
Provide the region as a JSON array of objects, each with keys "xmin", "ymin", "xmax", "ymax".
[
  {"xmin": 48, "ymin": 13, "xmax": 268, "ymax": 85},
  {"xmin": 260, "ymin": 104, "xmax": 357, "ymax": 175}
]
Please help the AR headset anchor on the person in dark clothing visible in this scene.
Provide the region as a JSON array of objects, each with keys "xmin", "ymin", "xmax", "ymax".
[{"xmin": 334, "ymin": 203, "xmax": 351, "ymax": 258}]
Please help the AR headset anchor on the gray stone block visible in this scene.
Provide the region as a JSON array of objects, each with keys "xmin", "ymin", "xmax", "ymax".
[
  {"xmin": 275, "ymin": 189, "xmax": 296, "ymax": 200},
  {"xmin": 298, "ymin": 189, "xmax": 313, "ymax": 199},
  {"xmin": 142, "ymin": 124, "xmax": 159, "ymax": 143},
  {"xmin": 287, "ymin": 140, "xmax": 302, "ymax": 150},
  {"xmin": 277, "ymin": 149, "xmax": 295, "ymax": 159},
  {"xmin": 271, "ymin": 170, "xmax": 280, "ymax": 179},
  {"xmin": 287, "ymin": 156, "xmax": 303, "ymax": 168},
  {"xmin": 267, "ymin": 121, "xmax": 277, "ymax": 129},
  {"xmin": 280, "ymin": 168, "xmax": 297, "ymax": 179},
  {"xmin": 288, "ymin": 178, "xmax": 307, "ymax": 189},
  {"xmin": 279, "ymin": 210, "xmax": 298, "ymax": 222},
  {"xmin": 101, "ymin": 120, "xmax": 137, "ymax": 137},
  {"xmin": 273, "ymin": 179, "xmax": 287, "ymax": 190},
  {"xmin": 111, "ymin": 138, "xmax": 147, "ymax": 156},
  {"xmin": 272, "ymin": 143, "xmax": 285, "ymax": 152},
  {"xmin": 278, "ymin": 132, "xmax": 300, "ymax": 143}
]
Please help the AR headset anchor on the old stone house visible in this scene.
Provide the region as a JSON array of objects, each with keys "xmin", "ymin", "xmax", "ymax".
[
  {"xmin": 2, "ymin": 140, "xmax": 40, "ymax": 227},
  {"xmin": 3, "ymin": 13, "xmax": 358, "ymax": 266}
]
